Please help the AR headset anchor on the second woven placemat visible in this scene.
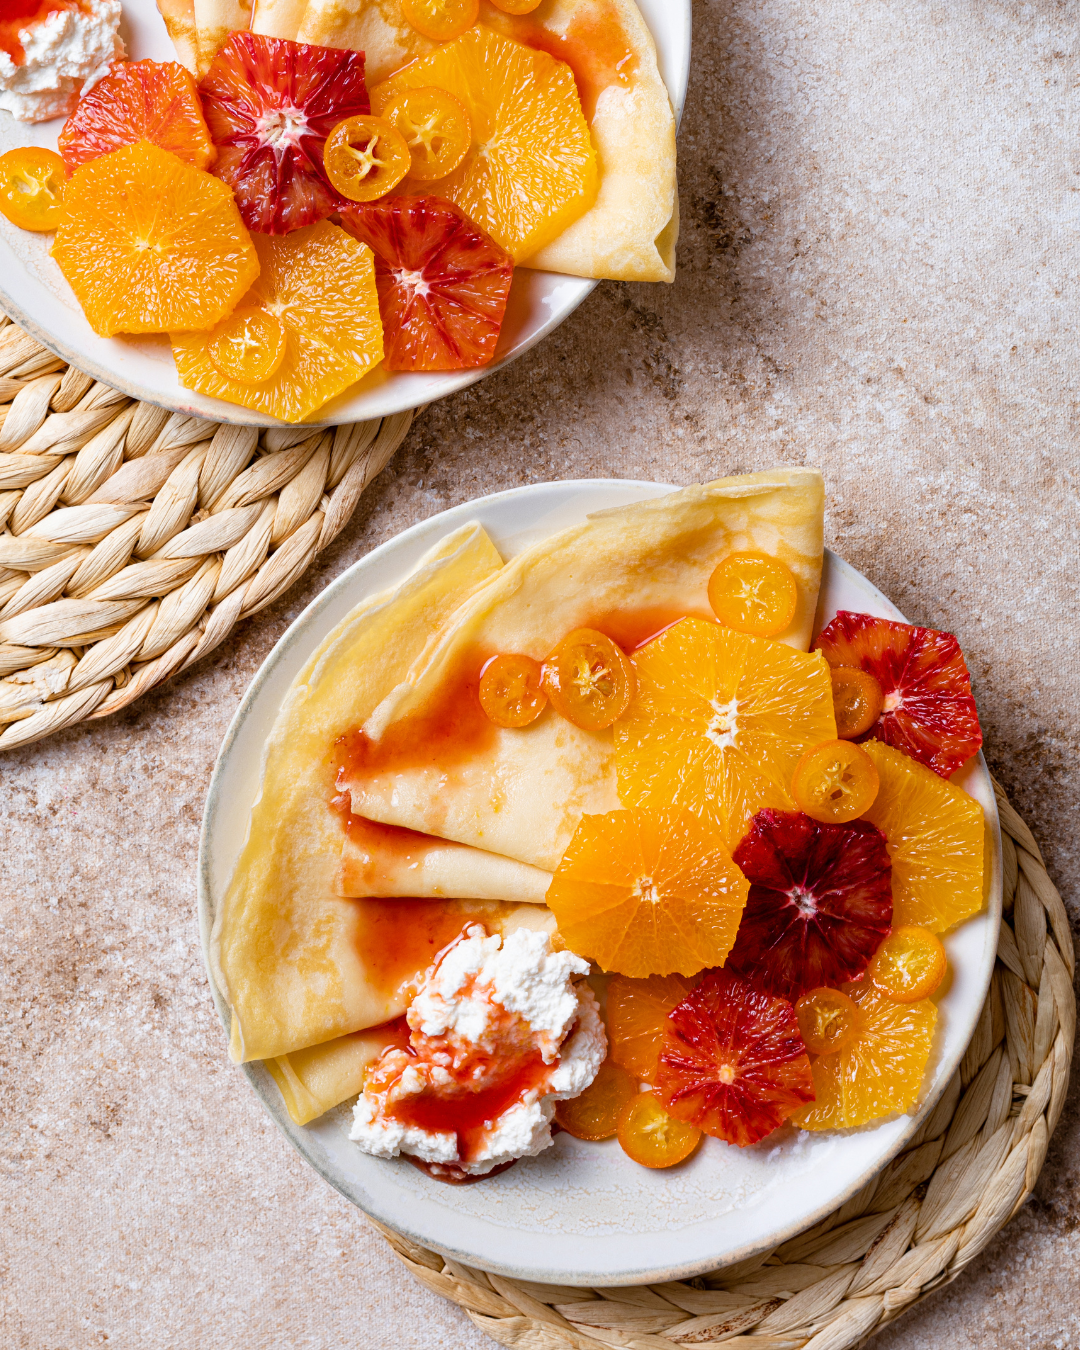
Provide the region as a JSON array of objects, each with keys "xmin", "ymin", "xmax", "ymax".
[
  {"xmin": 0, "ymin": 313, "xmax": 414, "ymax": 751},
  {"xmin": 375, "ymin": 780, "xmax": 1074, "ymax": 1350}
]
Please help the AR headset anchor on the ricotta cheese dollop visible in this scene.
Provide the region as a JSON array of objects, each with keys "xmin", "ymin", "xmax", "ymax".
[
  {"xmin": 350, "ymin": 924, "xmax": 606, "ymax": 1176},
  {"xmin": 0, "ymin": 0, "xmax": 124, "ymax": 123}
]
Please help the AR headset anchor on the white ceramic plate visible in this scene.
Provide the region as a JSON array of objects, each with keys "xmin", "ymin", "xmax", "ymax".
[
  {"xmin": 199, "ymin": 479, "xmax": 1002, "ymax": 1286},
  {"xmin": 0, "ymin": 1, "xmax": 691, "ymax": 427}
]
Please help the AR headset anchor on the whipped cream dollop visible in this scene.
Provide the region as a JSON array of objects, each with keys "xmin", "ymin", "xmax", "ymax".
[
  {"xmin": 351, "ymin": 924, "xmax": 606, "ymax": 1176},
  {"xmin": 0, "ymin": 0, "xmax": 124, "ymax": 123}
]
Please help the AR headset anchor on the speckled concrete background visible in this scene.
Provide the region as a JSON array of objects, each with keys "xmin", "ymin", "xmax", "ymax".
[{"xmin": 2, "ymin": 0, "xmax": 1078, "ymax": 1346}]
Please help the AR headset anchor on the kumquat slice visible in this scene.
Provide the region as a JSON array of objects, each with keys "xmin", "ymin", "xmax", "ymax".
[
  {"xmin": 555, "ymin": 1059, "xmax": 639, "ymax": 1140},
  {"xmin": 867, "ymin": 925, "xmax": 948, "ymax": 1003},
  {"xmin": 0, "ymin": 147, "xmax": 66, "ymax": 231},
  {"xmin": 478, "ymin": 653, "xmax": 547, "ymax": 728},
  {"xmin": 488, "ymin": 0, "xmax": 541, "ymax": 10},
  {"xmin": 400, "ymin": 0, "xmax": 478, "ymax": 42},
  {"xmin": 323, "ymin": 116, "xmax": 410, "ymax": 203},
  {"xmin": 383, "ymin": 87, "xmax": 471, "ymax": 182},
  {"xmin": 795, "ymin": 986, "xmax": 861, "ymax": 1056},
  {"xmin": 707, "ymin": 551, "xmax": 798, "ymax": 638},
  {"xmin": 617, "ymin": 1092, "xmax": 701, "ymax": 1169},
  {"xmin": 206, "ymin": 306, "xmax": 287, "ymax": 384},
  {"xmin": 542, "ymin": 627, "xmax": 635, "ymax": 731},
  {"xmin": 830, "ymin": 666, "xmax": 885, "ymax": 739},
  {"xmin": 791, "ymin": 739, "xmax": 880, "ymax": 823}
]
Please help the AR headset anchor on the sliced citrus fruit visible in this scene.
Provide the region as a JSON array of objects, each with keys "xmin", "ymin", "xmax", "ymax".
[
  {"xmin": 478, "ymin": 653, "xmax": 546, "ymax": 728},
  {"xmin": 371, "ymin": 25, "xmax": 597, "ymax": 261},
  {"xmin": 323, "ymin": 115, "xmax": 410, "ymax": 202},
  {"xmin": 727, "ymin": 808, "xmax": 893, "ymax": 1001},
  {"xmin": 339, "ymin": 194, "xmax": 513, "ymax": 370},
  {"xmin": 488, "ymin": 0, "xmax": 541, "ymax": 11},
  {"xmin": 817, "ymin": 611, "xmax": 982, "ymax": 777},
  {"xmin": 58, "ymin": 60, "xmax": 215, "ymax": 172},
  {"xmin": 171, "ymin": 220, "xmax": 383, "ymax": 422},
  {"xmin": 401, "ymin": 0, "xmax": 478, "ymax": 42},
  {"xmin": 868, "ymin": 925, "xmax": 947, "ymax": 1002},
  {"xmin": 831, "ymin": 666, "xmax": 884, "ymax": 739},
  {"xmin": 555, "ymin": 1059, "xmax": 639, "ymax": 1140},
  {"xmin": 708, "ymin": 552, "xmax": 798, "ymax": 638},
  {"xmin": 0, "ymin": 147, "xmax": 66, "ymax": 231},
  {"xmin": 793, "ymin": 983, "xmax": 937, "ymax": 1130},
  {"xmin": 794, "ymin": 987, "xmax": 860, "ymax": 1056},
  {"xmin": 52, "ymin": 140, "xmax": 258, "ymax": 337},
  {"xmin": 546, "ymin": 808, "xmax": 748, "ymax": 978},
  {"xmin": 383, "ymin": 87, "xmax": 471, "ymax": 181},
  {"xmin": 606, "ymin": 973, "xmax": 698, "ymax": 1084},
  {"xmin": 543, "ymin": 628, "xmax": 634, "ymax": 731},
  {"xmin": 617, "ymin": 1093, "xmax": 701, "ymax": 1168},
  {"xmin": 791, "ymin": 739, "xmax": 879, "ymax": 823},
  {"xmin": 615, "ymin": 617, "xmax": 837, "ymax": 852},
  {"xmin": 860, "ymin": 739, "xmax": 984, "ymax": 932},
  {"xmin": 656, "ymin": 969, "xmax": 814, "ymax": 1147},
  {"xmin": 199, "ymin": 32, "xmax": 371, "ymax": 235},
  {"xmin": 206, "ymin": 306, "xmax": 287, "ymax": 384}
]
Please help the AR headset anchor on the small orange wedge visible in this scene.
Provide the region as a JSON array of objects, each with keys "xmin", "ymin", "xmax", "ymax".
[{"xmin": 546, "ymin": 807, "xmax": 748, "ymax": 978}]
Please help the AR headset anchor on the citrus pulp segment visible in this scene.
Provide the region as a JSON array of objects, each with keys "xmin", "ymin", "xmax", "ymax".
[
  {"xmin": 617, "ymin": 1094, "xmax": 701, "ymax": 1168},
  {"xmin": 545, "ymin": 808, "xmax": 749, "ymax": 978},
  {"xmin": 0, "ymin": 147, "xmax": 66, "ymax": 231},
  {"xmin": 606, "ymin": 972, "xmax": 698, "ymax": 1083},
  {"xmin": 199, "ymin": 32, "xmax": 371, "ymax": 234},
  {"xmin": 859, "ymin": 739, "xmax": 984, "ymax": 933},
  {"xmin": 323, "ymin": 116, "xmax": 411, "ymax": 201},
  {"xmin": 794, "ymin": 987, "xmax": 860, "ymax": 1056},
  {"xmin": 817, "ymin": 610, "xmax": 982, "ymax": 777},
  {"xmin": 792, "ymin": 983, "xmax": 937, "ymax": 1130},
  {"xmin": 791, "ymin": 738, "xmax": 880, "ymax": 823},
  {"xmin": 58, "ymin": 59, "xmax": 216, "ymax": 171},
  {"xmin": 727, "ymin": 809, "xmax": 893, "ymax": 1001},
  {"xmin": 339, "ymin": 195, "xmax": 513, "ymax": 370},
  {"xmin": 830, "ymin": 666, "xmax": 885, "ymax": 739},
  {"xmin": 382, "ymin": 87, "xmax": 472, "ymax": 181},
  {"xmin": 614, "ymin": 617, "xmax": 837, "ymax": 852},
  {"xmin": 867, "ymin": 925, "xmax": 947, "ymax": 1002},
  {"xmin": 707, "ymin": 552, "xmax": 798, "ymax": 637},
  {"xmin": 656, "ymin": 969, "xmax": 814, "ymax": 1147},
  {"xmin": 51, "ymin": 140, "xmax": 258, "ymax": 337},
  {"xmin": 371, "ymin": 25, "xmax": 598, "ymax": 261},
  {"xmin": 171, "ymin": 221, "xmax": 383, "ymax": 421}
]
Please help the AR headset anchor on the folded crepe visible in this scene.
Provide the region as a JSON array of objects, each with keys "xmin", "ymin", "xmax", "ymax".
[
  {"xmin": 212, "ymin": 521, "xmax": 556, "ymax": 1064},
  {"xmin": 338, "ymin": 815, "xmax": 552, "ymax": 901},
  {"xmin": 156, "ymin": 0, "xmax": 202, "ymax": 72},
  {"xmin": 266, "ymin": 0, "xmax": 676, "ymax": 282},
  {"xmin": 342, "ymin": 470, "xmax": 826, "ymax": 874},
  {"xmin": 193, "ymin": 0, "xmax": 253, "ymax": 72}
]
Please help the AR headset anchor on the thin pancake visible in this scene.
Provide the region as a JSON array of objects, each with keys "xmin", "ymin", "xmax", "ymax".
[
  {"xmin": 157, "ymin": 0, "xmax": 202, "ymax": 72},
  {"xmin": 194, "ymin": 0, "xmax": 253, "ymax": 73},
  {"xmin": 342, "ymin": 471, "xmax": 825, "ymax": 872},
  {"xmin": 212, "ymin": 523, "xmax": 507, "ymax": 1063},
  {"xmin": 291, "ymin": 0, "xmax": 676, "ymax": 281},
  {"xmin": 338, "ymin": 815, "xmax": 552, "ymax": 901}
]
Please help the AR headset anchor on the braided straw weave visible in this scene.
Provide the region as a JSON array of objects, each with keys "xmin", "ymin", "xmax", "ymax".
[
  {"xmin": 0, "ymin": 313, "xmax": 414, "ymax": 751},
  {"xmin": 375, "ymin": 782, "xmax": 1075, "ymax": 1350}
]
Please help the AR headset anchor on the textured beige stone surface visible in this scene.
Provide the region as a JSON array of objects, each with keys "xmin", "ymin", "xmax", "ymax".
[{"xmin": 2, "ymin": 0, "xmax": 1078, "ymax": 1346}]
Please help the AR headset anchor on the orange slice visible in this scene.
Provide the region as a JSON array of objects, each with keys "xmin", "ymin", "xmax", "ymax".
[
  {"xmin": 371, "ymin": 25, "xmax": 597, "ymax": 261},
  {"xmin": 792, "ymin": 983, "xmax": 937, "ymax": 1130},
  {"xmin": 615, "ymin": 617, "xmax": 837, "ymax": 851},
  {"xmin": 546, "ymin": 808, "xmax": 748, "ymax": 978},
  {"xmin": 554, "ymin": 1059, "xmax": 638, "ymax": 1140},
  {"xmin": 58, "ymin": 59, "xmax": 215, "ymax": 172},
  {"xmin": 171, "ymin": 221, "xmax": 383, "ymax": 422},
  {"xmin": 606, "ymin": 973, "xmax": 698, "ymax": 1083},
  {"xmin": 860, "ymin": 739, "xmax": 984, "ymax": 933},
  {"xmin": 52, "ymin": 140, "xmax": 257, "ymax": 337}
]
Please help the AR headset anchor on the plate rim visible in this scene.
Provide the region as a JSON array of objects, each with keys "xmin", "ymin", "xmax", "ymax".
[{"xmin": 197, "ymin": 476, "xmax": 1003, "ymax": 1285}]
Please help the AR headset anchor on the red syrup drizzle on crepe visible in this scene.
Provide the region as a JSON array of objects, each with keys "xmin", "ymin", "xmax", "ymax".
[{"xmin": 481, "ymin": 0, "xmax": 639, "ymax": 122}]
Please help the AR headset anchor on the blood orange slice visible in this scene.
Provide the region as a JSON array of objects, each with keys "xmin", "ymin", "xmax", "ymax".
[
  {"xmin": 656, "ymin": 969, "xmax": 814, "ymax": 1147},
  {"xmin": 726, "ymin": 809, "xmax": 893, "ymax": 1002},
  {"xmin": 58, "ymin": 60, "xmax": 215, "ymax": 172},
  {"xmin": 199, "ymin": 32, "xmax": 370, "ymax": 235},
  {"xmin": 816, "ymin": 611, "xmax": 982, "ymax": 778},
  {"xmin": 340, "ymin": 195, "xmax": 513, "ymax": 370}
]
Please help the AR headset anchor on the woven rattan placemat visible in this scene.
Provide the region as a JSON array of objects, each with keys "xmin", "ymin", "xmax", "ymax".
[
  {"xmin": 375, "ymin": 782, "xmax": 1074, "ymax": 1350},
  {"xmin": 0, "ymin": 313, "xmax": 413, "ymax": 750}
]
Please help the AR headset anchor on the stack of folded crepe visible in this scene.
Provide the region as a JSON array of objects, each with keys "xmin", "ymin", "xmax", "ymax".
[
  {"xmin": 154, "ymin": 0, "xmax": 679, "ymax": 283},
  {"xmin": 212, "ymin": 469, "xmax": 827, "ymax": 1125}
]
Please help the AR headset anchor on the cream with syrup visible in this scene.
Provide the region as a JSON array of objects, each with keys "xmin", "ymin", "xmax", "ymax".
[
  {"xmin": 350, "ymin": 925, "xmax": 605, "ymax": 1176},
  {"xmin": 0, "ymin": 0, "xmax": 123, "ymax": 123}
]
